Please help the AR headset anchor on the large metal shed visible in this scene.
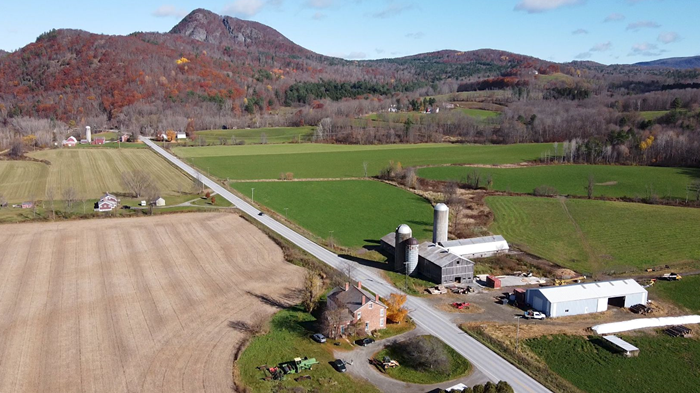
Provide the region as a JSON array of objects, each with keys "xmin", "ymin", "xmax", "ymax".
[
  {"xmin": 439, "ymin": 235, "xmax": 509, "ymax": 258},
  {"xmin": 526, "ymin": 279, "xmax": 648, "ymax": 318}
]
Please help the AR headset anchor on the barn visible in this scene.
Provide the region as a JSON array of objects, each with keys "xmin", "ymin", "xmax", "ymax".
[
  {"xmin": 525, "ymin": 279, "xmax": 648, "ymax": 318},
  {"xmin": 439, "ymin": 235, "xmax": 509, "ymax": 258}
]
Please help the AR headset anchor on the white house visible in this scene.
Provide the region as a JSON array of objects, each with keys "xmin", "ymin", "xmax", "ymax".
[
  {"xmin": 155, "ymin": 197, "xmax": 166, "ymax": 207},
  {"xmin": 94, "ymin": 193, "xmax": 119, "ymax": 212}
]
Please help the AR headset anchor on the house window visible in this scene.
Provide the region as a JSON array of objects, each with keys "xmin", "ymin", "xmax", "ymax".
[
  {"xmin": 380, "ymin": 318, "xmax": 385, "ymax": 327},
  {"xmin": 365, "ymin": 322, "xmax": 369, "ymax": 332},
  {"xmin": 357, "ymin": 311, "xmax": 361, "ymax": 320},
  {"xmin": 380, "ymin": 308, "xmax": 385, "ymax": 317},
  {"xmin": 369, "ymin": 303, "xmax": 373, "ymax": 309},
  {"xmin": 341, "ymin": 326, "xmax": 345, "ymax": 335}
]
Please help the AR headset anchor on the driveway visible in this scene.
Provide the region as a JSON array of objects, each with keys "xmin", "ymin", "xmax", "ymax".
[{"xmin": 334, "ymin": 328, "xmax": 490, "ymax": 393}]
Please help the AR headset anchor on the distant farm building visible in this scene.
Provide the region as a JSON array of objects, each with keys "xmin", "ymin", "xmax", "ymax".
[
  {"xmin": 21, "ymin": 201, "xmax": 34, "ymax": 209},
  {"xmin": 154, "ymin": 197, "xmax": 166, "ymax": 207},
  {"xmin": 94, "ymin": 193, "xmax": 119, "ymax": 212},
  {"xmin": 526, "ymin": 279, "xmax": 648, "ymax": 318},
  {"xmin": 325, "ymin": 282, "xmax": 387, "ymax": 337},
  {"xmin": 439, "ymin": 236, "xmax": 509, "ymax": 259},
  {"xmin": 92, "ymin": 137, "xmax": 105, "ymax": 145},
  {"xmin": 120, "ymin": 134, "xmax": 130, "ymax": 143},
  {"xmin": 176, "ymin": 132, "xmax": 187, "ymax": 140},
  {"xmin": 62, "ymin": 136, "xmax": 77, "ymax": 147}
]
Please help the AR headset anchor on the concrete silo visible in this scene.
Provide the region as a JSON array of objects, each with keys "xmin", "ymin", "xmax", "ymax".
[
  {"xmin": 85, "ymin": 126, "xmax": 92, "ymax": 143},
  {"xmin": 394, "ymin": 224, "xmax": 412, "ymax": 271},
  {"xmin": 433, "ymin": 203, "xmax": 449, "ymax": 244},
  {"xmin": 405, "ymin": 237, "xmax": 419, "ymax": 276}
]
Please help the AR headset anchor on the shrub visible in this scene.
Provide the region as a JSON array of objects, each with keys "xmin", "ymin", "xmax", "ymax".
[{"xmin": 533, "ymin": 185, "xmax": 558, "ymax": 196}]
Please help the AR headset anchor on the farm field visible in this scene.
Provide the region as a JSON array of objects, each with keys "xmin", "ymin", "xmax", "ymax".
[
  {"xmin": 195, "ymin": 126, "xmax": 314, "ymax": 144},
  {"xmin": 0, "ymin": 149, "xmax": 191, "ymax": 203},
  {"xmin": 487, "ymin": 196, "xmax": 700, "ymax": 273},
  {"xmin": 639, "ymin": 110, "xmax": 670, "ymax": 120},
  {"xmin": 652, "ymin": 275, "xmax": 700, "ymax": 313},
  {"xmin": 174, "ymin": 143, "xmax": 553, "ymax": 180},
  {"xmin": 230, "ymin": 180, "xmax": 433, "ymax": 248},
  {"xmin": 0, "ymin": 213, "xmax": 305, "ymax": 393},
  {"xmin": 526, "ymin": 334, "xmax": 700, "ymax": 393},
  {"xmin": 456, "ymin": 108, "xmax": 500, "ymax": 119},
  {"xmin": 418, "ymin": 164, "xmax": 700, "ymax": 199}
]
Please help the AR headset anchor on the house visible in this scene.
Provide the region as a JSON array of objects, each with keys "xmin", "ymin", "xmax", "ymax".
[
  {"xmin": 443, "ymin": 103, "xmax": 456, "ymax": 110},
  {"xmin": 21, "ymin": 201, "xmax": 34, "ymax": 209},
  {"xmin": 525, "ymin": 279, "xmax": 648, "ymax": 318},
  {"xmin": 119, "ymin": 134, "xmax": 130, "ymax": 143},
  {"xmin": 91, "ymin": 137, "xmax": 105, "ymax": 145},
  {"xmin": 94, "ymin": 193, "xmax": 119, "ymax": 212},
  {"xmin": 62, "ymin": 136, "xmax": 77, "ymax": 147},
  {"xmin": 154, "ymin": 197, "xmax": 165, "ymax": 207},
  {"xmin": 155, "ymin": 131, "xmax": 167, "ymax": 141},
  {"xmin": 176, "ymin": 132, "xmax": 187, "ymax": 140},
  {"xmin": 325, "ymin": 282, "xmax": 387, "ymax": 338}
]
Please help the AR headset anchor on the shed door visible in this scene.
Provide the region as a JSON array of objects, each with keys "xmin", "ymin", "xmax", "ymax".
[{"xmin": 597, "ymin": 297, "xmax": 608, "ymax": 312}]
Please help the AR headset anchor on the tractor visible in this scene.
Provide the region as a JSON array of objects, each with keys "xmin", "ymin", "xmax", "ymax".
[
  {"xmin": 452, "ymin": 302, "xmax": 470, "ymax": 310},
  {"xmin": 259, "ymin": 357, "xmax": 319, "ymax": 381}
]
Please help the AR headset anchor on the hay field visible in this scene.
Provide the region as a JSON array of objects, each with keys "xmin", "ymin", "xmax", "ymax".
[
  {"xmin": 0, "ymin": 213, "xmax": 304, "ymax": 393},
  {"xmin": 0, "ymin": 149, "xmax": 192, "ymax": 202}
]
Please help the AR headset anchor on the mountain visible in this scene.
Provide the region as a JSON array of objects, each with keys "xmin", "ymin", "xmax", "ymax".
[{"xmin": 635, "ymin": 56, "xmax": 700, "ymax": 69}]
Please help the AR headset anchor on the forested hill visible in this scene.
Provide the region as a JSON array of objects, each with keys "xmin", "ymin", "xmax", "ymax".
[
  {"xmin": 635, "ymin": 56, "xmax": 700, "ymax": 69},
  {"xmin": 0, "ymin": 49, "xmax": 7, "ymax": 57}
]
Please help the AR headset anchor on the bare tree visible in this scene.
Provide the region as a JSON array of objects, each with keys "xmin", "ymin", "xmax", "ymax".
[
  {"xmin": 363, "ymin": 161, "xmax": 369, "ymax": 178},
  {"xmin": 62, "ymin": 187, "xmax": 77, "ymax": 212},
  {"xmin": 391, "ymin": 336, "xmax": 450, "ymax": 373},
  {"xmin": 321, "ymin": 305, "xmax": 350, "ymax": 339},
  {"xmin": 46, "ymin": 188, "xmax": 56, "ymax": 220},
  {"xmin": 259, "ymin": 132, "xmax": 267, "ymax": 144},
  {"xmin": 586, "ymin": 174, "xmax": 595, "ymax": 199},
  {"xmin": 121, "ymin": 170, "xmax": 154, "ymax": 198},
  {"xmin": 302, "ymin": 271, "xmax": 323, "ymax": 313},
  {"xmin": 0, "ymin": 193, "xmax": 6, "ymax": 208}
]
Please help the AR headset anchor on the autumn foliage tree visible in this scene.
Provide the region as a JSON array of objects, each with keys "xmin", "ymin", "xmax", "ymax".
[{"xmin": 386, "ymin": 293, "xmax": 409, "ymax": 324}]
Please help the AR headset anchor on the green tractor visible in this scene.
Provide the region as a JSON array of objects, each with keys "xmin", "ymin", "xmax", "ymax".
[{"xmin": 260, "ymin": 357, "xmax": 319, "ymax": 381}]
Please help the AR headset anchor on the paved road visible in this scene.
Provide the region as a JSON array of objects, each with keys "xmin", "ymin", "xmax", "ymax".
[{"xmin": 142, "ymin": 137, "xmax": 551, "ymax": 393}]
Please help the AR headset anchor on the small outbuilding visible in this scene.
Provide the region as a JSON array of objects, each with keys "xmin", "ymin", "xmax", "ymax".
[
  {"xmin": 176, "ymin": 132, "xmax": 187, "ymax": 140},
  {"xmin": 603, "ymin": 335, "xmax": 640, "ymax": 357},
  {"xmin": 155, "ymin": 197, "xmax": 166, "ymax": 207},
  {"xmin": 526, "ymin": 279, "xmax": 648, "ymax": 318},
  {"xmin": 439, "ymin": 235, "xmax": 509, "ymax": 258}
]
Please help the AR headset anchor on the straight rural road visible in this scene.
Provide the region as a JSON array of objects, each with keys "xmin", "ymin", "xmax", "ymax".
[{"xmin": 142, "ymin": 137, "xmax": 551, "ymax": 393}]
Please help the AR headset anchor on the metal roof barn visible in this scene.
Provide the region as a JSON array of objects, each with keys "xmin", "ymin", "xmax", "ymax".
[
  {"xmin": 526, "ymin": 279, "xmax": 648, "ymax": 318},
  {"xmin": 439, "ymin": 235, "xmax": 509, "ymax": 258}
]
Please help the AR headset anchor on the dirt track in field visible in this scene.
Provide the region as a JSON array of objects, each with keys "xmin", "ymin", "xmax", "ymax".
[{"xmin": 0, "ymin": 212, "xmax": 305, "ymax": 393}]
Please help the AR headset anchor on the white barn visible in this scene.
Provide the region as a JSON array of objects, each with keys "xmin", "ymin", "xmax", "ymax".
[
  {"xmin": 439, "ymin": 235, "xmax": 509, "ymax": 258},
  {"xmin": 526, "ymin": 279, "xmax": 648, "ymax": 318}
]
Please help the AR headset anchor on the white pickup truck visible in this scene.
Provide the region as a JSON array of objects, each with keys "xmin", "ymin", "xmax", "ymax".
[{"xmin": 523, "ymin": 310, "xmax": 546, "ymax": 320}]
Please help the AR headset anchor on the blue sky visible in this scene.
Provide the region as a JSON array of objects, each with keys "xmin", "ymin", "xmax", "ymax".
[{"xmin": 1, "ymin": 0, "xmax": 698, "ymax": 64}]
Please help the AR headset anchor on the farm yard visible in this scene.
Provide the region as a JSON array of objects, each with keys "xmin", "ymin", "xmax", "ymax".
[
  {"xmin": 418, "ymin": 164, "xmax": 700, "ymax": 200},
  {"xmin": 487, "ymin": 196, "xmax": 700, "ymax": 274},
  {"xmin": 174, "ymin": 143, "xmax": 553, "ymax": 180},
  {"xmin": 652, "ymin": 275, "xmax": 700, "ymax": 313},
  {"xmin": 230, "ymin": 180, "xmax": 434, "ymax": 248},
  {"xmin": 194, "ymin": 126, "xmax": 315, "ymax": 144},
  {"xmin": 526, "ymin": 334, "xmax": 700, "ymax": 393},
  {"xmin": 0, "ymin": 149, "xmax": 192, "ymax": 203},
  {"xmin": 0, "ymin": 213, "xmax": 305, "ymax": 393}
]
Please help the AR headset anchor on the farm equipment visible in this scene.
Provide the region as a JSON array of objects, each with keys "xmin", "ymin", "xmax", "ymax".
[
  {"xmin": 665, "ymin": 325, "xmax": 692, "ymax": 338},
  {"xmin": 640, "ymin": 278, "xmax": 657, "ymax": 288},
  {"xmin": 426, "ymin": 285, "xmax": 448, "ymax": 295},
  {"xmin": 452, "ymin": 302, "xmax": 471, "ymax": 310},
  {"xmin": 554, "ymin": 276, "xmax": 586, "ymax": 286},
  {"xmin": 661, "ymin": 273, "xmax": 682, "ymax": 281},
  {"xmin": 259, "ymin": 357, "xmax": 319, "ymax": 381},
  {"xmin": 629, "ymin": 304, "xmax": 653, "ymax": 315},
  {"xmin": 381, "ymin": 356, "xmax": 400, "ymax": 369},
  {"xmin": 449, "ymin": 286, "xmax": 472, "ymax": 294}
]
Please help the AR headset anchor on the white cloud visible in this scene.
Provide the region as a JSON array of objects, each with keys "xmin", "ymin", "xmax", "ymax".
[
  {"xmin": 572, "ymin": 28, "xmax": 588, "ymax": 35},
  {"xmin": 658, "ymin": 31, "xmax": 680, "ymax": 44},
  {"xmin": 575, "ymin": 52, "xmax": 592, "ymax": 59},
  {"xmin": 626, "ymin": 20, "xmax": 660, "ymax": 31},
  {"xmin": 305, "ymin": 0, "xmax": 334, "ymax": 8},
  {"xmin": 344, "ymin": 51, "xmax": 367, "ymax": 60},
  {"xmin": 223, "ymin": 0, "xmax": 265, "ymax": 17},
  {"xmin": 375, "ymin": 48, "xmax": 385, "ymax": 54},
  {"xmin": 514, "ymin": 0, "xmax": 584, "ymax": 13},
  {"xmin": 604, "ymin": 13, "xmax": 625, "ymax": 22},
  {"xmin": 629, "ymin": 42, "xmax": 665, "ymax": 56},
  {"xmin": 372, "ymin": 3, "xmax": 413, "ymax": 18},
  {"xmin": 312, "ymin": 12, "xmax": 326, "ymax": 20},
  {"xmin": 152, "ymin": 5, "xmax": 188, "ymax": 18},
  {"xmin": 590, "ymin": 41, "xmax": 612, "ymax": 52},
  {"xmin": 405, "ymin": 32, "xmax": 425, "ymax": 40}
]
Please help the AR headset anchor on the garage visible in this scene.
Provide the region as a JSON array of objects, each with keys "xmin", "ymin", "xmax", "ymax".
[{"xmin": 525, "ymin": 279, "xmax": 648, "ymax": 318}]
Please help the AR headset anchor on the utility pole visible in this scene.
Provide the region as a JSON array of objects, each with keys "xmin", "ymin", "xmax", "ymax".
[
  {"xmin": 251, "ymin": 188, "xmax": 255, "ymax": 203},
  {"xmin": 328, "ymin": 231, "xmax": 334, "ymax": 250},
  {"xmin": 284, "ymin": 207, "xmax": 288, "ymax": 219},
  {"xmin": 515, "ymin": 316, "xmax": 521, "ymax": 353}
]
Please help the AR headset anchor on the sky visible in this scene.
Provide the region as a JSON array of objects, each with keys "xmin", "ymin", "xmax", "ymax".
[{"xmin": 1, "ymin": 0, "xmax": 698, "ymax": 64}]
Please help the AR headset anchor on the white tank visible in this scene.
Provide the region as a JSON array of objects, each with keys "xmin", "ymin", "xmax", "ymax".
[
  {"xmin": 405, "ymin": 238, "xmax": 419, "ymax": 276},
  {"xmin": 86, "ymin": 126, "xmax": 92, "ymax": 143},
  {"xmin": 433, "ymin": 203, "xmax": 449, "ymax": 244},
  {"xmin": 394, "ymin": 224, "xmax": 412, "ymax": 271}
]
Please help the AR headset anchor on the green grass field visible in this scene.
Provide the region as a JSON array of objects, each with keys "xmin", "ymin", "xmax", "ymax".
[
  {"xmin": 174, "ymin": 143, "xmax": 553, "ymax": 180},
  {"xmin": 487, "ymin": 196, "xmax": 700, "ymax": 273},
  {"xmin": 0, "ymin": 149, "xmax": 192, "ymax": 203},
  {"xmin": 652, "ymin": 275, "xmax": 700, "ymax": 313},
  {"xmin": 238, "ymin": 306, "xmax": 380, "ymax": 393},
  {"xmin": 419, "ymin": 165, "xmax": 700, "ymax": 200},
  {"xmin": 456, "ymin": 108, "xmax": 500, "ymax": 119},
  {"xmin": 230, "ymin": 180, "xmax": 433, "ymax": 248},
  {"xmin": 639, "ymin": 110, "xmax": 670, "ymax": 120},
  {"xmin": 527, "ymin": 334, "xmax": 700, "ymax": 393},
  {"xmin": 195, "ymin": 126, "xmax": 315, "ymax": 144},
  {"xmin": 376, "ymin": 335, "xmax": 471, "ymax": 384}
]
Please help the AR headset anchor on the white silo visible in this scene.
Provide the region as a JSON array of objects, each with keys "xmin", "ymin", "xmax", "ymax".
[
  {"xmin": 433, "ymin": 203, "xmax": 449, "ymax": 244},
  {"xmin": 405, "ymin": 237, "xmax": 419, "ymax": 276},
  {"xmin": 85, "ymin": 126, "xmax": 92, "ymax": 143},
  {"xmin": 394, "ymin": 224, "xmax": 412, "ymax": 271}
]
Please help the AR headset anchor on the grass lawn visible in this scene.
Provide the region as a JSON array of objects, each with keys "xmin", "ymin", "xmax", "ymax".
[
  {"xmin": 71, "ymin": 142, "xmax": 147, "ymax": 149},
  {"xmin": 190, "ymin": 195, "xmax": 234, "ymax": 207},
  {"xmin": 376, "ymin": 335, "xmax": 471, "ymax": 384},
  {"xmin": 230, "ymin": 180, "xmax": 433, "ymax": 248},
  {"xmin": 651, "ymin": 275, "xmax": 700, "ymax": 313},
  {"xmin": 487, "ymin": 196, "xmax": 700, "ymax": 273},
  {"xmin": 418, "ymin": 164, "xmax": 700, "ymax": 200},
  {"xmin": 639, "ymin": 110, "xmax": 670, "ymax": 121},
  {"xmin": 195, "ymin": 126, "xmax": 314, "ymax": 144},
  {"xmin": 457, "ymin": 108, "xmax": 500, "ymax": 119},
  {"xmin": 526, "ymin": 334, "xmax": 700, "ymax": 393},
  {"xmin": 237, "ymin": 306, "xmax": 380, "ymax": 393},
  {"xmin": 174, "ymin": 143, "xmax": 553, "ymax": 180},
  {"xmin": 383, "ymin": 271, "xmax": 436, "ymax": 296},
  {"xmin": 1, "ymin": 149, "xmax": 193, "ymax": 203}
]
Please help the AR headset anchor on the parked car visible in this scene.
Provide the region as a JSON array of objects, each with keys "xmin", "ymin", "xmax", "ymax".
[
  {"xmin": 355, "ymin": 337, "xmax": 375, "ymax": 346},
  {"xmin": 122, "ymin": 205, "xmax": 131, "ymax": 210},
  {"xmin": 311, "ymin": 333, "xmax": 326, "ymax": 343},
  {"xmin": 331, "ymin": 359, "xmax": 347, "ymax": 373},
  {"xmin": 523, "ymin": 310, "xmax": 546, "ymax": 320},
  {"xmin": 258, "ymin": 212, "xmax": 264, "ymax": 216}
]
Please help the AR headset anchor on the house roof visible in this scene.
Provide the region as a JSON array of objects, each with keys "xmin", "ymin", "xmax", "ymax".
[
  {"xmin": 531, "ymin": 279, "xmax": 647, "ymax": 303},
  {"xmin": 419, "ymin": 242, "xmax": 473, "ymax": 268},
  {"xmin": 327, "ymin": 285, "xmax": 385, "ymax": 313},
  {"xmin": 439, "ymin": 235, "xmax": 507, "ymax": 249}
]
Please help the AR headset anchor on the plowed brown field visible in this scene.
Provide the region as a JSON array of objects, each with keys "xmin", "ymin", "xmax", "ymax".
[{"xmin": 0, "ymin": 213, "xmax": 304, "ymax": 393}]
